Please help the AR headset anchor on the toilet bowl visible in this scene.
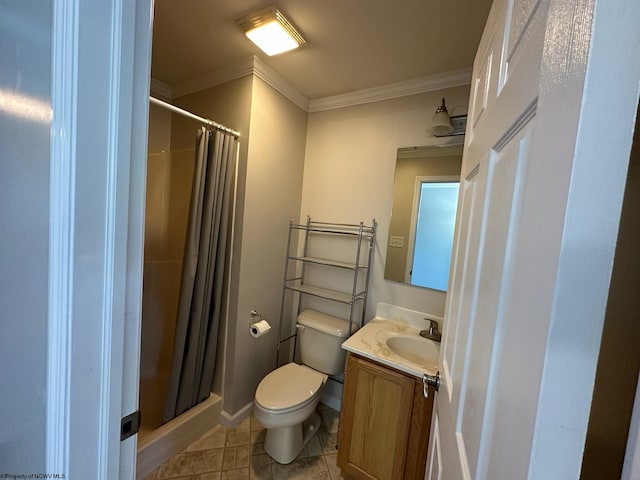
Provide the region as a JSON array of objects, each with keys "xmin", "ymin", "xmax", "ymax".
[
  {"xmin": 254, "ymin": 363, "xmax": 327, "ymax": 464},
  {"xmin": 253, "ymin": 309, "xmax": 352, "ymax": 464}
]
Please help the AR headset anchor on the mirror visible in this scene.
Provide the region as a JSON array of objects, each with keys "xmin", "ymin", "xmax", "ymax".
[{"xmin": 384, "ymin": 144, "xmax": 463, "ymax": 290}]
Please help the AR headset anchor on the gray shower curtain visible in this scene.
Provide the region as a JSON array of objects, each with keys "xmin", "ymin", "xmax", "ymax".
[{"xmin": 163, "ymin": 127, "xmax": 238, "ymax": 422}]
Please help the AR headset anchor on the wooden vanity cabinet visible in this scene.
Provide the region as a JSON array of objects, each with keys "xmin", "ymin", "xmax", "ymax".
[{"xmin": 337, "ymin": 353, "xmax": 435, "ymax": 480}]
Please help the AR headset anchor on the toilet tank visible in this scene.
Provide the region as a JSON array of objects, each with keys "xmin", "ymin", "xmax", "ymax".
[{"xmin": 297, "ymin": 309, "xmax": 356, "ymax": 375}]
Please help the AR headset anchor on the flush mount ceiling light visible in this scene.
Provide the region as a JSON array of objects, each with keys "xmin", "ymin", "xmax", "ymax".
[{"xmin": 237, "ymin": 5, "xmax": 306, "ymax": 56}]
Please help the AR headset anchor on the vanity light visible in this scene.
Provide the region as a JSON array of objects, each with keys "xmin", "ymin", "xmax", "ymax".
[
  {"xmin": 237, "ymin": 6, "xmax": 306, "ymax": 56},
  {"xmin": 430, "ymin": 98, "xmax": 468, "ymax": 137},
  {"xmin": 431, "ymin": 98, "xmax": 455, "ymax": 136}
]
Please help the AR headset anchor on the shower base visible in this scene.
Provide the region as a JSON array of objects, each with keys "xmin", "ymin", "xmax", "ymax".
[{"xmin": 136, "ymin": 393, "xmax": 221, "ymax": 479}]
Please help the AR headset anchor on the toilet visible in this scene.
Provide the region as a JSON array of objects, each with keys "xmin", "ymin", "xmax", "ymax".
[{"xmin": 253, "ymin": 309, "xmax": 352, "ymax": 464}]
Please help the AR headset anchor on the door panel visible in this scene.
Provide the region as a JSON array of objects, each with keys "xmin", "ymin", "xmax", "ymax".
[
  {"xmin": 441, "ymin": 163, "xmax": 485, "ymax": 408},
  {"xmin": 465, "ymin": 122, "xmax": 534, "ymax": 478},
  {"xmin": 449, "ymin": 164, "xmax": 486, "ymax": 419},
  {"xmin": 506, "ymin": 0, "xmax": 543, "ymax": 59},
  {"xmin": 427, "ymin": 416, "xmax": 442, "ymax": 480},
  {"xmin": 439, "ymin": 162, "xmax": 487, "ymax": 479},
  {"xmin": 500, "ymin": 0, "xmax": 546, "ymax": 95},
  {"xmin": 470, "ymin": 48, "xmax": 492, "ymax": 132}
]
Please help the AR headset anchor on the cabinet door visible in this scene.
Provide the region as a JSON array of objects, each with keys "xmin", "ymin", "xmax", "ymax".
[{"xmin": 338, "ymin": 354, "xmax": 415, "ymax": 480}]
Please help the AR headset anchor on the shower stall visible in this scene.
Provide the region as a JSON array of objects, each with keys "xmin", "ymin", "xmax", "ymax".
[{"xmin": 136, "ymin": 98, "xmax": 238, "ymax": 477}]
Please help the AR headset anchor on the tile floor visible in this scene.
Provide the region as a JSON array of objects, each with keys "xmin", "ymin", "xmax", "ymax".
[{"xmin": 143, "ymin": 403, "xmax": 343, "ymax": 480}]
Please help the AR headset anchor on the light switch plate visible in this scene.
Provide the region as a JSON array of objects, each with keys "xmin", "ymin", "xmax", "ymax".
[{"xmin": 389, "ymin": 236, "xmax": 404, "ymax": 248}]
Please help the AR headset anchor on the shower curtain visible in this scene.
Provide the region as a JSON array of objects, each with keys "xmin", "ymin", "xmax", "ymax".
[{"xmin": 163, "ymin": 127, "xmax": 238, "ymax": 422}]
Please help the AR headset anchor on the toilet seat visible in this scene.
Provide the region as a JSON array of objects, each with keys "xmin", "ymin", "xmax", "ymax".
[{"xmin": 255, "ymin": 363, "xmax": 326, "ymax": 413}]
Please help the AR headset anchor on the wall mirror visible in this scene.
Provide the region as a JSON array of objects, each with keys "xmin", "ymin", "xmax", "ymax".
[{"xmin": 384, "ymin": 144, "xmax": 463, "ymax": 291}]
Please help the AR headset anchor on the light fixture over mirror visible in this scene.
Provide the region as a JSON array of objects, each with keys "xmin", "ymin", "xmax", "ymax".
[
  {"xmin": 431, "ymin": 98, "xmax": 454, "ymax": 136},
  {"xmin": 430, "ymin": 98, "xmax": 468, "ymax": 137},
  {"xmin": 237, "ymin": 5, "xmax": 306, "ymax": 56}
]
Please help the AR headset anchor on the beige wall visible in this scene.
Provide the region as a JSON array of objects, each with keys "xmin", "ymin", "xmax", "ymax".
[
  {"xmin": 301, "ymin": 85, "xmax": 470, "ymax": 318},
  {"xmin": 225, "ymin": 77, "xmax": 308, "ymax": 413},
  {"xmin": 385, "ymin": 152, "xmax": 462, "ymax": 283},
  {"xmin": 147, "ymin": 103, "xmax": 172, "ymax": 153}
]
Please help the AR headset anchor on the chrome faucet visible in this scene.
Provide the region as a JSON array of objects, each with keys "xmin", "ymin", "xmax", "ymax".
[{"xmin": 419, "ymin": 319, "xmax": 441, "ymax": 342}]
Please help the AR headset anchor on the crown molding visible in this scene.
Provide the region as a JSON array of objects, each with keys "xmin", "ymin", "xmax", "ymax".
[
  {"xmin": 169, "ymin": 56, "xmax": 310, "ymax": 111},
  {"xmin": 150, "ymin": 78, "xmax": 172, "ymax": 99},
  {"xmin": 155, "ymin": 61, "xmax": 471, "ymax": 114},
  {"xmin": 308, "ymin": 68, "xmax": 472, "ymax": 113},
  {"xmin": 170, "ymin": 57, "xmax": 255, "ymax": 99},
  {"xmin": 251, "ymin": 56, "xmax": 310, "ymax": 111}
]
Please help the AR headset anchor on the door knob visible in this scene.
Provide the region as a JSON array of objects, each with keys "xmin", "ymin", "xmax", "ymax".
[{"xmin": 423, "ymin": 371, "xmax": 440, "ymax": 398}]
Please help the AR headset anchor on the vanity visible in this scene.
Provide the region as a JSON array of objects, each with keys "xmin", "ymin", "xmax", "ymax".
[{"xmin": 337, "ymin": 304, "xmax": 441, "ymax": 480}]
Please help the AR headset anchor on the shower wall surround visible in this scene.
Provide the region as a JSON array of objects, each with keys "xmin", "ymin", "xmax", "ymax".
[{"xmin": 140, "ymin": 105, "xmax": 196, "ymax": 433}]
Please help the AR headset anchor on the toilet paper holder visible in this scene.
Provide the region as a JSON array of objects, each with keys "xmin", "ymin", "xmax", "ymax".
[
  {"xmin": 250, "ymin": 309, "xmax": 262, "ymax": 325},
  {"xmin": 249, "ymin": 309, "xmax": 272, "ymax": 338}
]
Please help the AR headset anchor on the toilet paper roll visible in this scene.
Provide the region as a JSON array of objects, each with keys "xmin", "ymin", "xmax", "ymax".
[{"xmin": 250, "ymin": 319, "xmax": 271, "ymax": 338}]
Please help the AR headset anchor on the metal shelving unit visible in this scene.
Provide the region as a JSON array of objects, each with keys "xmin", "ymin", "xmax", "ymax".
[{"xmin": 276, "ymin": 217, "xmax": 377, "ymax": 366}]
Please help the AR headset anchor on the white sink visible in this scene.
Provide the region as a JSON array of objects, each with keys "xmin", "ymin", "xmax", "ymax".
[
  {"xmin": 342, "ymin": 318, "xmax": 441, "ymax": 378},
  {"xmin": 385, "ymin": 336, "xmax": 439, "ymax": 366}
]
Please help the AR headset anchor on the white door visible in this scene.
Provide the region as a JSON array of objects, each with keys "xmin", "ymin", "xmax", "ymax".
[{"xmin": 427, "ymin": 0, "xmax": 640, "ymax": 478}]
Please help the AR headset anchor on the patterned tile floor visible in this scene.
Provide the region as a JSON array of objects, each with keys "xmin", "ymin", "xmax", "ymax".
[{"xmin": 143, "ymin": 403, "xmax": 343, "ymax": 480}]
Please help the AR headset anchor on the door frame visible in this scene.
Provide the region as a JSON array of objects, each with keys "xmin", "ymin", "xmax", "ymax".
[{"xmin": 47, "ymin": 0, "xmax": 152, "ymax": 477}]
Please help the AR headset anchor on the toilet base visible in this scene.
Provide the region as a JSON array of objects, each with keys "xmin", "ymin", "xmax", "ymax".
[{"xmin": 264, "ymin": 411, "xmax": 321, "ymax": 464}]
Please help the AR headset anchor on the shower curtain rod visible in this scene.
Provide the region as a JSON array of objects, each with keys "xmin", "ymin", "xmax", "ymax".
[{"xmin": 149, "ymin": 96, "xmax": 240, "ymax": 137}]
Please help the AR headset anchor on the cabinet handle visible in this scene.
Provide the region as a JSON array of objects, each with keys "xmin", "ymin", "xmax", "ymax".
[{"xmin": 423, "ymin": 372, "xmax": 440, "ymax": 398}]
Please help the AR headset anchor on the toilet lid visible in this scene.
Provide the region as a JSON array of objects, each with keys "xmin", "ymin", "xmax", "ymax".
[{"xmin": 255, "ymin": 363, "xmax": 325, "ymax": 411}]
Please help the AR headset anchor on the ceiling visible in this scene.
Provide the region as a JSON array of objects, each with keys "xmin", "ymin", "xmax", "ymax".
[{"xmin": 151, "ymin": 0, "xmax": 494, "ymax": 102}]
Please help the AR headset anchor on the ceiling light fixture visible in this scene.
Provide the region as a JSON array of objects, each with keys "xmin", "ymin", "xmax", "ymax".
[{"xmin": 237, "ymin": 5, "xmax": 306, "ymax": 56}]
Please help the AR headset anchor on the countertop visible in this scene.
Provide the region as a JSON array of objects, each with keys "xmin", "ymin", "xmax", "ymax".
[{"xmin": 341, "ymin": 318, "xmax": 440, "ymax": 378}]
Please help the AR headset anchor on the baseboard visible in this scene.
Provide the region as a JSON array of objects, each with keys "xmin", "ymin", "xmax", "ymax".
[
  {"xmin": 136, "ymin": 394, "xmax": 221, "ymax": 479},
  {"xmin": 319, "ymin": 376, "xmax": 343, "ymax": 412},
  {"xmin": 220, "ymin": 401, "xmax": 254, "ymax": 427},
  {"xmin": 320, "ymin": 392, "xmax": 342, "ymax": 412}
]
